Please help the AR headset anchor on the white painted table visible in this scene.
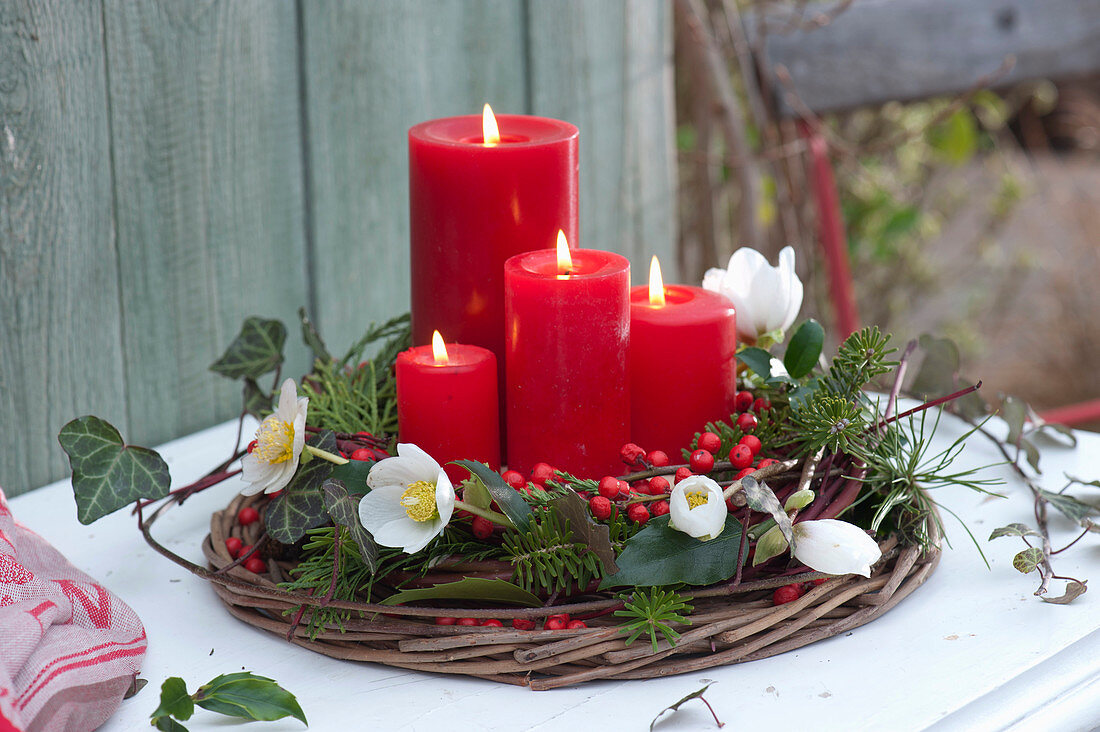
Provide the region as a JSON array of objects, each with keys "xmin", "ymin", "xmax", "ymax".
[{"xmin": 11, "ymin": 414, "xmax": 1100, "ymax": 731}]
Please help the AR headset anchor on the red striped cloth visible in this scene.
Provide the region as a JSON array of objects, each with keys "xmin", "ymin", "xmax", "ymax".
[{"xmin": 0, "ymin": 488, "xmax": 146, "ymax": 732}]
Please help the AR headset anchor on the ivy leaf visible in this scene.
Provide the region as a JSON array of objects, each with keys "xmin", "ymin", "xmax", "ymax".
[
  {"xmin": 242, "ymin": 378, "xmax": 272, "ymax": 418},
  {"xmin": 452, "ymin": 460, "xmax": 532, "ymax": 531},
  {"xmin": 58, "ymin": 417, "xmax": 171, "ymax": 525},
  {"xmin": 910, "ymin": 334, "xmax": 960, "ymax": 399},
  {"xmin": 737, "ymin": 347, "xmax": 774, "ymax": 379},
  {"xmin": 549, "ymin": 491, "xmax": 619, "ymax": 574},
  {"xmin": 1065, "ymin": 474, "xmax": 1100, "ymax": 489},
  {"xmin": 649, "ymin": 683, "xmax": 722, "ymax": 732},
  {"xmin": 741, "ymin": 476, "xmax": 792, "ymax": 543},
  {"xmin": 783, "ymin": 319, "xmax": 824, "ymax": 379},
  {"xmin": 1036, "ymin": 422, "xmax": 1077, "ymax": 448},
  {"xmin": 1041, "ymin": 580, "xmax": 1087, "ymax": 605},
  {"xmin": 150, "ymin": 677, "xmax": 194, "ymax": 723},
  {"xmin": 298, "ymin": 307, "xmax": 332, "ymax": 363},
  {"xmin": 322, "ymin": 479, "xmax": 378, "ymax": 572},
  {"xmin": 193, "ymin": 672, "xmax": 306, "ymax": 725},
  {"xmin": 379, "ymin": 577, "xmax": 542, "ymax": 607},
  {"xmin": 153, "ymin": 717, "xmax": 189, "ymax": 732},
  {"xmin": 1012, "ymin": 547, "xmax": 1044, "ymax": 574},
  {"xmin": 209, "ymin": 317, "xmax": 287, "ymax": 381},
  {"xmin": 1020, "ymin": 436, "xmax": 1042, "ymax": 474},
  {"xmin": 330, "ymin": 459, "xmax": 372, "ymax": 496},
  {"xmin": 600, "ymin": 515, "xmax": 744, "ymax": 588},
  {"xmin": 988, "ymin": 523, "xmax": 1042, "ymax": 540},
  {"xmin": 1038, "ymin": 489, "xmax": 1100, "ymax": 527},
  {"xmin": 1002, "ymin": 396, "xmax": 1027, "ymax": 447},
  {"xmin": 263, "ymin": 432, "xmax": 337, "ymax": 544}
]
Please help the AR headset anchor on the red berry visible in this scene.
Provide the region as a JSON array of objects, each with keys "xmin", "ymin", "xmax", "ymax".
[
  {"xmin": 773, "ymin": 583, "xmax": 804, "ymax": 605},
  {"xmin": 648, "ymin": 476, "xmax": 670, "ymax": 495},
  {"xmin": 513, "ymin": 618, "xmax": 536, "ymax": 630},
  {"xmin": 725, "ymin": 497, "xmax": 739, "ymax": 513},
  {"xmin": 238, "ymin": 544, "xmax": 254, "ymax": 559},
  {"xmin": 350, "ymin": 448, "xmax": 375, "ymax": 461},
  {"xmin": 617, "ymin": 480, "xmax": 630, "ymax": 496},
  {"xmin": 735, "ymin": 467, "xmax": 755, "ymax": 480},
  {"xmin": 566, "ymin": 620, "xmax": 588, "ymax": 630},
  {"xmin": 598, "ymin": 476, "xmax": 620, "ymax": 500},
  {"xmin": 627, "ymin": 503, "xmax": 650, "ymax": 525},
  {"xmin": 674, "ymin": 466, "xmax": 693, "ymax": 483},
  {"xmin": 729, "ymin": 444, "xmax": 753, "ymax": 470},
  {"xmin": 752, "ymin": 397, "xmax": 772, "ymax": 413},
  {"xmin": 589, "ymin": 496, "xmax": 612, "ymax": 520},
  {"xmin": 811, "ymin": 578, "xmax": 828, "ymax": 586},
  {"xmin": 735, "ymin": 390, "xmax": 755, "ymax": 411},
  {"xmin": 547, "ymin": 612, "xmax": 571, "ymax": 624},
  {"xmin": 502, "ymin": 470, "xmax": 526, "ymax": 489},
  {"xmin": 237, "ymin": 506, "xmax": 260, "ymax": 526},
  {"xmin": 620, "ymin": 443, "xmax": 646, "ymax": 466},
  {"xmin": 530, "ymin": 462, "xmax": 555, "ymax": 485},
  {"xmin": 698, "ymin": 431, "xmax": 722, "ymax": 454},
  {"xmin": 758, "ymin": 458, "xmax": 779, "ymax": 468},
  {"xmin": 356, "ymin": 430, "xmax": 374, "ymax": 437},
  {"xmin": 481, "ymin": 618, "xmax": 503, "ymax": 627},
  {"xmin": 243, "ymin": 557, "xmax": 267, "ymax": 574},
  {"xmin": 435, "ymin": 616, "xmax": 457, "ymax": 625},
  {"xmin": 737, "ymin": 413, "xmax": 759, "ymax": 432},
  {"xmin": 651, "ymin": 500, "xmax": 670, "ymax": 517},
  {"xmin": 456, "ymin": 618, "xmax": 479, "ymax": 626},
  {"xmin": 246, "ymin": 440, "xmax": 257, "ymax": 453},
  {"xmin": 647, "ymin": 450, "xmax": 670, "ymax": 467},
  {"xmin": 690, "ymin": 449, "xmax": 715, "ymax": 473},
  {"xmin": 739, "ymin": 434, "xmax": 763, "ymax": 455},
  {"xmin": 225, "ymin": 537, "xmax": 243, "ymax": 558},
  {"xmin": 472, "ymin": 516, "xmax": 493, "ymax": 539},
  {"xmin": 545, "ymin": 618, "xmax": 566, "ymax": 630}
]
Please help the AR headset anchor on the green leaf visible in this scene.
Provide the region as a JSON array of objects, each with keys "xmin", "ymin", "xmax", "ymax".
[
  {"xmin": 379, "ymin": 577, "xmax": 542, "ymax": 607},
  {"xmin": 783, "ymin": 319, "xmax": 824, "ymax": 379},
  {"xmin": 737, "ymin": 347, "xmax": 774, "ymax": 378},
  {"xmin": 298, "ymin": 307, "xmax": 332, "ymax": 363},
  {"xmin": 329, "ymin": 459, "xmax": 372, "ymax": 496},
  {"xmin": 209, "ymin": 317, "xmax": 287, "ymax": 380},
  {"xmin": 322, "ymin": 479, "xmax": 378, "ymax": 572},
  {"xmin": 1038, "ymin": 489, "xmax": 1100, "ymax": 527},
  {"xmin": 600, "ymin": 515, "xmax": 744, "ymax": 588},
  {"xmin": 58, "ymin": 417, "xmax": 170, "ymax": 525},
  {"xmin": 549, "ymin": 491, "xmax": 619, "ymax": 574},
  {"xmin": 241, "ymin": 378, "xmax": 272, "ymax": 418},
  {"xmin": 1002, "ymin": 396, "xmax": 1027, "ymax": 447},
  {"xmin": 929, "ymin": 107, "xmax": 978, "ymax": 164},
  {"xmin": 742, "ymin": 476, "xmax": 792, "ymax": 543},
  {"xmin": 460, "ymin": 477, "xmax": 492, "ymax": 511},
  {"xmin": 988, "ymin": 523, "xmax": 1041, "ymax": 540},
  {"xmin": 1042, "ymin": 580, "xmax": 1087, "ymax": 605},
  {"xmin": 752, "ymin": 524, "xmax": 789, "ymax": 566},
  {"xmin": 788, "ymin": 380, "xmax": 819, "ymax": 413},
  {"xmin": 150, "ymin": 677, "xmax": 194, "ymax": 723},
  {"xmin": 1012, "ymin": 547, "xmax": 1044, "ymax": 574},
  {"xmin": 1066, "ymin": 474, "xmax": 1100, "ymax": 489},
  {"xmin": 263, "ymin": 432, "xmax": 338, "ymax": 544},
  {"xmin": 1036, "ymin": 422, "xmax": 1077, "ymax": 448},
  {"xmin": 153, "ymin": 717, "xmax": 189, "ymax": 732},
  {"xmin": 194, "ymin": 672, "xmax": 306, "ymax": 725},
  {"xmin": 650, "ymin": 683, "xmax": 719, "ymax": 732},
  {"xmin": 453, "ymin": 460, "xmax": 532, "ymax": 531},
  {"xmin": 1021, "ymin": 436, "xmax": 1042, "ymax": 474},
  {"xmin": 909, "ymin": 334, "xmax": 960, "ymax": 399}
]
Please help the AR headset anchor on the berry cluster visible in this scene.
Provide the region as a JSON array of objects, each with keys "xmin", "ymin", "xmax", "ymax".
[
  {"xmin": 434, "ymin": 612, "xmax": 587, "ymax": 630},
  {"xmin": 226, "ymin": 506, "xmax": 267, "ymax": 573},
  {"xmin": 772, "ymin": 578, "xmax": 829, "ymax": 605}
]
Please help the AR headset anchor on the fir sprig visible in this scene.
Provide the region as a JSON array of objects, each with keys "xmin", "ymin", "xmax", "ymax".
[
  {"xmin": 614, "ymin": 587, "xmax": 693, "ymax": 652},
  {"xmin": 503, "ymin": 509, "xmax": 604, "ymax": 594},
  {"xmin": 821, "ymin": 326, "xmax": 897, "ymax": 399}
]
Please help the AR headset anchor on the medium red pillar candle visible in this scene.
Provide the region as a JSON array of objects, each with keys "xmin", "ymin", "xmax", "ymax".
[
  {"xmin": 396, "ymin": 331, "xmax": 500, "ymax": 480},
  {"xmin": 409, "ymin": 106, "xmax": 579, "ymax": 362},
  {"xmin": 630, "ymin": 257, "xmax": 738, "ymax": 456},
  {"xmin": 505, "ymin": 237, "xmax": 630, "ymax": 478}
]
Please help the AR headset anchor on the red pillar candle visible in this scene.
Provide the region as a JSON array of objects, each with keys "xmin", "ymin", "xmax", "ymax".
[
  {"xmin": 409, "ymin": 106, "xmax": 579, "ymax": 361},
  {"xmin": 396, "ymin": 331, "xmax": 500, "ymax": 480},
  {"xmin": 505, "ymin": 236, "xmax": 630, "ymax": 478},
  {"xmin": 630, "ymin": 257, "xmax": 738, "ymax": 457}
]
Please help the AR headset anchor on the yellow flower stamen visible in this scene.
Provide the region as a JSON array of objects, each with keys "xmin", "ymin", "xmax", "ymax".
[
  {"xmin": 401, "ymin": 481, "xmax": 439, "ymax": 522},
  {"xmin": 253, "ymin": 417, "xmax": 295, "ymax": 463},
  {"xmin": 685, "ymin": 490, "xmax": 710, "ymax": 510}
]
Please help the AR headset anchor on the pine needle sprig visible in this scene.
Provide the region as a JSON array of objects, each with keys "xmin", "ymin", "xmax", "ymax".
[
  {"xmin": 502, "ymin": 509, "xmax": 604, "ymax": 595},
  {"xmin": 614, "ymin": 588, "xmax": 693, "ymax": 652},
  {"xmin": 820, "ymin": 326, "xmax": 897, "ymax": 400}
]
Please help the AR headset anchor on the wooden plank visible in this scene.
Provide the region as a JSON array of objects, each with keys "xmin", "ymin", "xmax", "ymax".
[
  {"xmin": 300, "ymin": 0, "xmax": 526, "ymax": 351},
  {"xmin": 527, "ymin": 0, "xmax": 678, "ymax": 284},
  {"xmin": 0, "ymin": 1, "xmax": 127, "ymax": 495},
  {"xmin": 102, "ymin": 0, "xmax": 308, "ymax": 448},
  {"xmin": 762, "ymin": 0, "xmax": 1100, "ymax": 114}
]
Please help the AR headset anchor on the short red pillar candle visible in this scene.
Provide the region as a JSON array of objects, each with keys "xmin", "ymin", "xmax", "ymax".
[
  {"xmin": 505, "ymin": 237, "xmax": 630, "ymax": 478},
  {"xmin": 630, "ymin": 257, "xmax": 738, "ymax": 456},
  {"xmin": 396, "ymin": 332, "xmax": 500, "ymax": 481},
  {"xmin": 408, "ymin": 106, "xmax": 579, "ymax": 362}
]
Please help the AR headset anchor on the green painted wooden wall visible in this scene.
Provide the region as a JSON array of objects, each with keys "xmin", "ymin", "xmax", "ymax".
[{"xmin": 0, "ymin": 0, "xmax": 676, "ymax": 496}]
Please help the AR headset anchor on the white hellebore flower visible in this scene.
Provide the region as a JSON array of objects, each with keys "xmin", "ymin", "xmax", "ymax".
[
  {"xmin": 668, "ymin": 476, "xmax": 727, "ymax": 541},
  {"xmin": 791, "ymin": 519, "xmax": 882, "ymax": 577},
  {"xmin": 240, "ymin": 378, "xmax": 309, "ymax": 496},
  {"xmin": 358, "ymin": 443, "xmax": 455, "ymax": 554},
  {"xmin": 703, "ymin": 245, "xmax": 804, "ymax": 342}
]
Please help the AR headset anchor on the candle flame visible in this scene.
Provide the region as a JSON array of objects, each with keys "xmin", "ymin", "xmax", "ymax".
[
  {"xmin": 431, "ymin": 330, "xmax": 449, "ymax": 365},
  {"xmin": 482, "ymin": 103, "xmax": 500, "ymax": 146},
  {"xmin": 556, "ymin": 230, "xmax": 573, "ymax": 277},
  {"xmin": 649, "ymin": 255, "xmax": 666, "ymax": 306}
]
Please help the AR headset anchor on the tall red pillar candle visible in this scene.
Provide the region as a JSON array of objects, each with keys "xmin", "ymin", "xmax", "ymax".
[
  {"xmin": 396, "ymin": 331, "xmax": 500, "ymax": 481},
  {"xmin": 409, "ymin": 108, "xmax": 579, "ymax": 361},
  {"xmin": 630, "ymin": 257, "xmax": 738, "ymax": 456},
  {"xmin": 505, "ymin": 240, "xmax": 630, "ymax": 478}
]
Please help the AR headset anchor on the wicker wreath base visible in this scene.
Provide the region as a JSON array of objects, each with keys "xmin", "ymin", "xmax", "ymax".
[{"xmin": 168, "ymin": 492, "xmax": 940, "ymax": 691}]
